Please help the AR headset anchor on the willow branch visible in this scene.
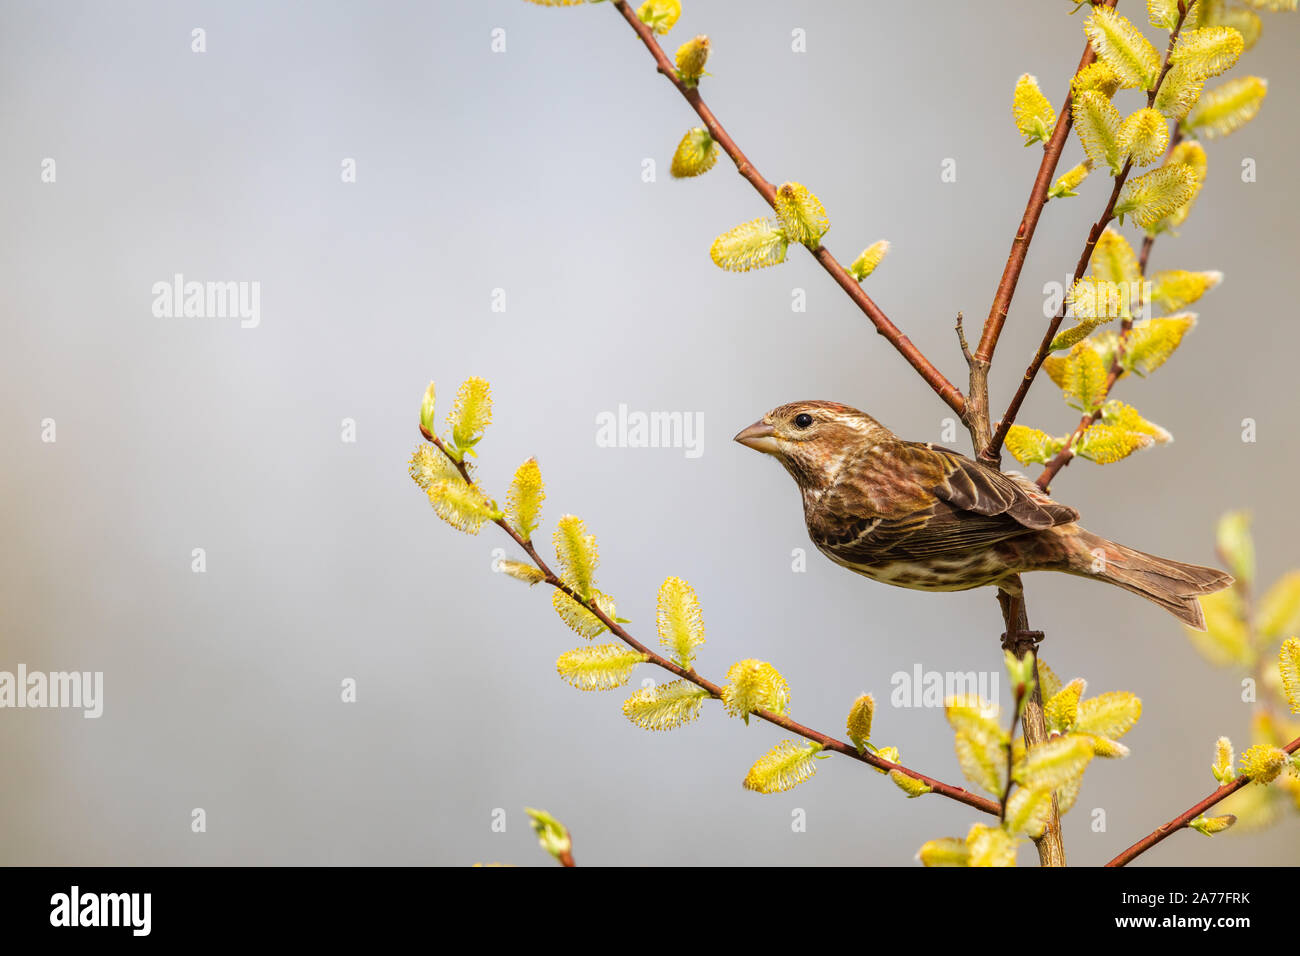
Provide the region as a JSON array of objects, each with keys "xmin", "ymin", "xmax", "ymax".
[
  {"xmin": 1108, "ymin": 562, "xmax": 1295, "ymax": 867},
  {"xmin": 609, "ymin": 0, "xmax": 966, "ymax": 418},
  {"xmin": 419, "ymin": 426, "xmax": 999, "ymax": 817},
  {"xmin": 1034, "ymin": 122, "xmax": 1188, "ymax": 491},
  {"xmin": 998, "ymin": 679, "xmax": 1028, "ymax": 823},
  {"xmin": 999, "ymin": 585, "xmax": 1066, "ymax": 866},
  {"xmin": 988, "ymin": 8, "xmax": 1189, "ymax": 460},
  {"xmin": 955, "ymin": 4, "xmax": 1132, "ymax": 869},
  {"xmin": 1034, "ymin": 364, "xmax": 1123, "ymax": 490},
  {"xmin": 972, "ymin": 0, "xmax": 1118, "ymax": 459},
  {"xmin": 1106, "ymin": 734, "xmax": 1300, "ymax": 867},
  {"xmin": 988, "ymin": 163, "xmax": 1134, "ymax": 460}
]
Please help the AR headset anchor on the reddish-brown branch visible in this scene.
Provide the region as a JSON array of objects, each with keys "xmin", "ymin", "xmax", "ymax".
[
  {"xmin": 1138, "ymin": 126, "xmax": 1186, "ymax": 275},
  {"xmin": 973, "ymin": 0, "xmax": 1117, "ymax": 378},
  {"xmin": 998, "ymin": 585, "xmax": 1065, "ymax": 866},
  {"xmin": 420, "ymin": 426, "xmax": 1000, "ymax": 817},
  {"xmin": 610, "ymin": 0, "xmax": 967, "ymax": 418},
  {"xmin": 531, "ymin": 0, "xmax": 1255, "ymax": 872},
  {"xmin": 989, "ymin": 7, "xmax": 1190, "ymax": 461},
  {"xmin": 998, "ymin": 681, "xmax": 1028, "ymax": 823},
  {"xmin": 1033, "ymin": 125, "xmax": 1188, "ymax": 491},
  {"xmin": 1106, "ymin": 734, "xmax": 1300, "ymax": 867},
  {"xmin": 1137, "ymin": 234, "xmax": 1157, "ymax": 273},
  {"xmin": 987, "ymin": 159, "xmax": 1134, "ymax": 459},
  {"xmin": 1033, "ymin": 364, "xmax": 1122, "ymax": 490}
]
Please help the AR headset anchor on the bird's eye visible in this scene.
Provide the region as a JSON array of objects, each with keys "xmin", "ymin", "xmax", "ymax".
[{"xmin": 794, "ymin": 413, "xmax": 813, "ymax": 429}]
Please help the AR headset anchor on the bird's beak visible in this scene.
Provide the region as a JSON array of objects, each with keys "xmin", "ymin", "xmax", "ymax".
[{"xmin": 733, "ymin": 420, "xmax": 779, "ymax": 455}]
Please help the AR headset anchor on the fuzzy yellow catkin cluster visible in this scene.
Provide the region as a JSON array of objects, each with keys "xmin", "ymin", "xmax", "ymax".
[
  {"xmin": 553, "ymin": 514, "xmax": 598, "ymax": 600},
  {"xmin": 670, "ymin": 127, "xmax": 717, "ymax": 178},
  {"xmin": 848, "ymin": 241, "xmax": 890, "ymax": 281},
  {"xmin": 409, "ymin": 444, "xmax": 500, "ymax": 534},
  {"xmin": 709, "ymin": 217, "xmax": 788, "ymax": 272},
  {"xmin": 773, "ymin": 182, "xmax": 829, "ymax": 247},
  {"xmin": 743, "ymin": 740, "xmax": 821, "ymax": 793},
  {"xmin": 721, "ymin": 659, "xmax": 790, "ymax": 722},
  {"xmin": 846, "ymin": 693, "xmax": 875, "ymax": 752},
  {"xmin": 622, "ymin": 680, "xmax": 709, "ymax": 731},
  {"xmin": 1013, "ymin": 74, "xmax": 1055, "ymax": 145},
  {"xmin": 656, "ymin": 576, "xmax": 705, "ymax": 668},
  {"xmin": 449, "ymin": 377, "xmax": 492, "ymax": 452},
  {"xmin": 675, "ymin": 35, "xmax": 709, "ymax": 86},
  {"xmin": 552, "ymin": 588, "xmax": 616, "ymax": 639},
  {"xmin": 556, "ymin": 644, "xmax": 648, "ymax": 691},
  {"xmin": 505, "ymin": 458, "xmax": 544, "ymax": 541},
  {"xmin": 635, "ymin": 0, "xmax": 681, "ymax": 35}
]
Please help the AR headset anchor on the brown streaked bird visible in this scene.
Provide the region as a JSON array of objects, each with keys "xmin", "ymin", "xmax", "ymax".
[{"xmin": 734, "ymin": 400, "xmax": 1232, "ymax": 629}]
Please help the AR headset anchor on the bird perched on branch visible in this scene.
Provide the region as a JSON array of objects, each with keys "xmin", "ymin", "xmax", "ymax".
[{"xmin": 735, "ymin": 401, "xmax": 1231, "ymax": 629}]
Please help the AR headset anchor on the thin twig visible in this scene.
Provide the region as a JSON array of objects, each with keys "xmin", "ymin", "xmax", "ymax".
[
  {"xmin": 998, "ymin": 679, "xmax": 1028, "ymax": 823},
  {"xmin": 1106, "ymin": 734, "xmax": 1300, "ymax": 867},
  {"xmin": 1138, "ymin": 234, "xmax": 1158, "ymax": 274},
  {"xmin": 1033, "ymin": 364, "xmax": 1123, "ymax": 490},
  {"xmin": 420, "ymin": 426, "xmax": 1000, "ymax": 817},
  {"xmin": 955, "ymin": 311, "xmax": 974, "ymax": 366},
  {"xmin": 610, "ymin": 0, "xmax": 967, "ymax": 418}
]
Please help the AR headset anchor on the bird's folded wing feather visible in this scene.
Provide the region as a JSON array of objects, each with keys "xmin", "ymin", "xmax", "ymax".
[{"xmin": 811, "ymin": 441, "xmax": 1079, "ymax": 561}]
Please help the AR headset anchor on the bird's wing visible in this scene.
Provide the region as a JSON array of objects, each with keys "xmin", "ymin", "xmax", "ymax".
[{"xmin": 811, "ymin": 441, "xmax": 1078, "ymax": 561}]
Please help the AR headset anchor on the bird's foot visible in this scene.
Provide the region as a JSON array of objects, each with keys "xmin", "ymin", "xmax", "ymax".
[{"xmin": 1000, "ymin": 628, "xmax": 1045, "ymax": 652}]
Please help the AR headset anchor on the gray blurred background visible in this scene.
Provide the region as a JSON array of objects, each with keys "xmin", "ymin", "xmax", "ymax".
[{"xmin": 2, "ymin": 0, "xmax": 1297, "ymax": 866}]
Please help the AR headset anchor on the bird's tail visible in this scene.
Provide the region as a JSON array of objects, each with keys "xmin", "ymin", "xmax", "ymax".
[{"xmin": 1068, "ymin": 530, "xmax": 1233, "ymax": 630}]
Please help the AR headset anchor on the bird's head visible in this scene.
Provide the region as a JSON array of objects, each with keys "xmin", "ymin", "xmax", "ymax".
[{"xmin": 733, "ymin": 401, "xmax": 892, "ymax": 490}]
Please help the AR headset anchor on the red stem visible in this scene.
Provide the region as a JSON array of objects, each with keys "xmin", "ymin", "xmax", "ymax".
[
  {"xmin": 1106, "ymin": 735, "xmax": 1300, "ymax": 867},
  {"xmin": 610, "ymin": 0, "xmax": 967, "ymax": 418},
  {"xmin": 1033, "ymin": 123, "xmax": 1187, "ymax": 491},
  {"xmin": 974, "ymin": 0, "xmax": 1118, "ymax": 370},
  {"xmin": 420, "ymin": 426, "xmax": 1000, "ymax": 817},
  {"xmin": 989, "ymin": 7, "xmax": 1190, "ymax": 460}
]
